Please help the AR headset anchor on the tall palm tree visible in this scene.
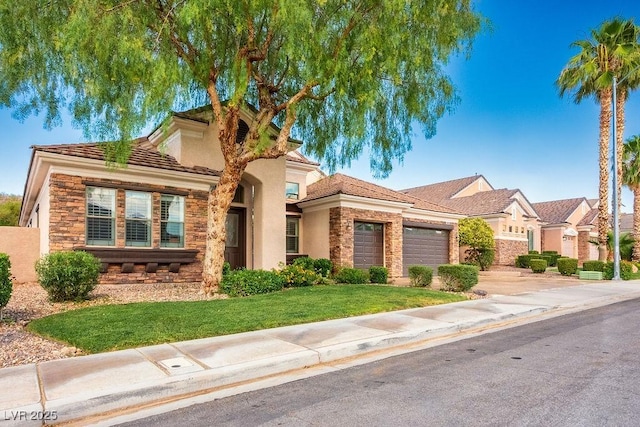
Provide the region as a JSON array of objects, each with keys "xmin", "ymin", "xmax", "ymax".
[
  {"xmin": 622, "ymin": 135, "xmax": 640, "ymax": 261},
  {"xmin": 557, "ymin": 18, "xmax": 640, "ymax": 261}
]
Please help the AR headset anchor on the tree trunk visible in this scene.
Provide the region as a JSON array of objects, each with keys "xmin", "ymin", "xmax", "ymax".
[
  {"xmin": 633, "ymin": 187, "xmax": 640, "ymax": 262},
  {"xmin": 202, "ymin": 163, "xmax": 247, "ymax": 296},
  {"xmin": 597, "ymin": 88, "xmax": 612, "ymax": 261}
]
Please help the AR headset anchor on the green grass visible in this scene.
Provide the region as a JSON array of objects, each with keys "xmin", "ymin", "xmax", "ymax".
[{"xmin": 27, "ymin": 285, "xmax": 466, "ymax": 354}]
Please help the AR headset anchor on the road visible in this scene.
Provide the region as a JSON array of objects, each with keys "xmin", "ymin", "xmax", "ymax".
[{"xmin": 120, "ymin": 298, "xmax": 640, "ymax": 426}]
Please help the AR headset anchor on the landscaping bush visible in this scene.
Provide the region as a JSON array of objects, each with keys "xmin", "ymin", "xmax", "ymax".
[
  {"xmin": 313, "ymin": 258, "xmax": 333, "ymax": 278},
  {"xmin": 465, "ymin": 248, "xmax": 495, "ymax": 271},
  {"xmin": 334, "ymin": 268, "xmax": 369, "ymax": 284},
  {"xmin": 292, "ymin": 256, "xmax": 316, "ymax": 271},
  {"xmin": 530, "ymin": 259, "xmax": 547, "ymax": 273},
  {"xmin": 582, "ymin": 260, "xmax": 605, "ymax": 272},
  {"xmin": 0, "ymin": 253, "xmax": 12, "ymax": 319},
  {"xmin": 437, "ymin": 264, "xmax": 478, "ymax": 292},
  {"xmin": 220, "ymin": 269, "xmax": 285, "ymax": 296},
  {"xmin": 528, "ymin": 250, "xmax": 539, "ymax": 254},
  {"xmin": 557, "ymin": 258, "xmax": 578, "ymax": 276},
  {"xmin": 368, "ymin": 266, "xmax": 388, "ymax": 284},
  {"xmin": 603, "ymin": 261, "xmax": 634, "ymax": 280},
  {"xmin": 222, "ymin": 261, "xmax": 231, "ymax": 276},
  {"xmin": 408, "ymin": 265, "xmax": 433, "ymax": 287},
  {"xmin": 516, "ymin": 254, "xmax": 541, "ymax": 269},
  {"xmin": 35, "ymin": 251, "xmax": 101, "ymax": 302},
  {"xmin": 542, "ymin": 251, "xmax": 561, "ymax": 267},
  {"xmin": 278, "ymin": 264, "xmax": 322, "ymax": 287}
]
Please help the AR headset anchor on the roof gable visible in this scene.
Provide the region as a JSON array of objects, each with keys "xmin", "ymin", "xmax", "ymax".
[
  {"xmin": 401, "ymin": 175, "xmax": 492, "ymax": 203},
  {"xmin": 440, "ymin": 188, "xmax": 522, "ymax": 216},
  {"xmin": 532, "ymin": 197, "xmax": 587, "ymax": 224}
]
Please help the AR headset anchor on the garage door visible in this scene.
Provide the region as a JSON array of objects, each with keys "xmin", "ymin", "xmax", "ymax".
[
  {"xmin": 402, "ymin": 226, "xmax": 449, "ymax": 275},
  {"xmin": 354, "ymin": 222, "xmax": 384, "ymax": 269}
]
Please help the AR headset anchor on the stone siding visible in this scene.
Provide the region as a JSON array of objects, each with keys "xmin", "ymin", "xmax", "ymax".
[
  {"xmin": 577, "ymin": 230, "xmax": 591, "ymax": 264},
  {"xmin": 329, "ymin": 207, "xmax": 403, "ymax": 277},
  {"xmin": 49, "ymin": 173, "xmax": 208, "ymax": 284},
  {"xmin": 494, "ymin": 238, "xmax": 527, "ymax": 265}
]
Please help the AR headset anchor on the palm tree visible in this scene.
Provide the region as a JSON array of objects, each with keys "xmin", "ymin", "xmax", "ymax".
[
  {"xmin": 622, "ymin": 135, "xmax": 640, "ymax": 261},
  {"xmin": 557, "ymin": 18, "xmax": 640, "ymax": 261}
]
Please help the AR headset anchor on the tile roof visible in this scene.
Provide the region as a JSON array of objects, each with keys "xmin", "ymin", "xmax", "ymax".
[
  {"xmin": 440, "ymin": 188, "xmax": 521, "ymax": 216},
  {"xmin": 401, "ymin": 175, "xmax": 484, "ymax": 202},
  {"xmin": 577, "ymin": 208, "xmax": 599, "ymax": 227},
  {"xmin": 32, "ymin": 143, "xmax": 221, "ymax": 177},
  {"xmin": 302, "ymin": 173, "xmax": 460, "ymax": 214},
  {"xmin": 531, "ymin": 197, "xmax": 585, "ymax": 224}
]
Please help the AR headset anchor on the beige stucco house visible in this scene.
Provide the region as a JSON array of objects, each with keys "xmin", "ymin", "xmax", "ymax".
[
  {"xmin": 401, "ymin": 175, "xmax": 543, "ymax": 265},
  {"xmin": 532, "ymin": 198, "xmax": 599, "ymax": 262},
  {"xmin": 19, "ymin": 106, "xmax": 465, "ymax": 284}
]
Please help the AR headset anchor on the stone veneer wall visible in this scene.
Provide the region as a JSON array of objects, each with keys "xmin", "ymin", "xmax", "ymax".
[
  {"xmin": 494, "ymin": 239, "xmax": 527, "ymax": 265},
  {"xmin": 328, "ymin": 207, "xmax": 459, "ymax": 277},
  {"xmin": 577, "ymin": 230, "xmax": 591, "ymax": 264},
  {"xmin": 329, "ymin": 207, "xmax": 403, "ymax": 277},
  {"xmin": 49, "ymin": 173, "xmax": 208, "ymax": 284}
]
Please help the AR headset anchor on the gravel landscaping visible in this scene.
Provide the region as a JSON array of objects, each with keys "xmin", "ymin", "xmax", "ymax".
[{"xmin": 0, "ymin": 282, "xmax": 221, "ymax": 368}]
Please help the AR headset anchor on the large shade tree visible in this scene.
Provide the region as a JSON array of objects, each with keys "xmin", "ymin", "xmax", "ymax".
[
  {"xmin": 556, "ymin": 18, "xmax": 640, "ymax": 261},
  {"xmin": 0, "ymin": 1, "xmax": 484, "ymax": 294},
  {"xmin": 622, "ymin": 135, "xmax": 640, "ymax": 261}
]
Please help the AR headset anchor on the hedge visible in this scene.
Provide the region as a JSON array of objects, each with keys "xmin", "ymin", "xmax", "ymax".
[
  {"xmin": 35, "ymin": 251, "xmax": 101, "ymax": 302},
  {"xmin": 221, "ymin": 269, "xmax": 285, "ymax": 296},
  {"xmin": 334, "ymin": 268, "xmax": 369, "ymax": 284},
  {"xmin": 408, "ymin": 266, "xmax": 433, "ymax": 287},
  {"xmin": 530, "ymin": 259, "xmax": 547, "ymax": 273},
  {"xmin": 0, "ymin": 253, "xmax": 12, "ymax": 317},
  {"xmin": 582, "ymin": 260, "xmax": 605, "ymax": 272},
  {"xmin": 437, "ymin": 264, "xmax": 478, "ymax": 292},
  {"xmin": 557, "ymin": 258, "xmax": 578, "ymax": 276},
  {"xmin": 603, "ymin": 261, "xmax": 634, "ymax": 280},
  {"xmin": 368, "ymin": 266, "xmax": 388, "ymax": 284}
]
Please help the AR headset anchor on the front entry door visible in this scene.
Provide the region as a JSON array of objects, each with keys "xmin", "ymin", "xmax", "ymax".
[{"xmin": 225, "ymin": 208, "xmax": 246, "ymax": 270}]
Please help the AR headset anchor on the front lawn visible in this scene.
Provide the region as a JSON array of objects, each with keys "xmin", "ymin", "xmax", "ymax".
[{"xmin": 28, "ymin": 285, "xmax": 466, "ymax": 354}]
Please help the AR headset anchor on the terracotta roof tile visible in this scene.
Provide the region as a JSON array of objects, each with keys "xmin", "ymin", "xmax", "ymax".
[
  {"xmin": 302, "ymin": 173, "xmax": 459, "ymax": 214},
  {"xmin": 532, "ymin": 198, "xmax": 585, "ymax": 224},
  {"xmin": 33, "ymin": 142, "xmax": 221, "ymax": 177},
  {"xmin": 401, "ymin": 175, "xmax": 484, "ymax": 202}
]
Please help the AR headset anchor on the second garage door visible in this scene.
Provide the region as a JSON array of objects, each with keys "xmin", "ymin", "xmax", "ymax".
[{"xmin": 402, "ymin": 226, "xmax": 449, "ymax": 276}]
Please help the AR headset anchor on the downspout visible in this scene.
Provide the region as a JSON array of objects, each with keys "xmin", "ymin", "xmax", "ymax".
[{"xmin": 251, "ymin": 184, "xmax": 255, "ymax": 269}]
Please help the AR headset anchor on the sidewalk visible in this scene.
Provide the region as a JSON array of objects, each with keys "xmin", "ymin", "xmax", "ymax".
[{"xmin": 2, "ymin": 279, "xmax": 640, "ymax": 426}]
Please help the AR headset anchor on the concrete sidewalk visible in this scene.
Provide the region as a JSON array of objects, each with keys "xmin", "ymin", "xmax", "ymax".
[{"xmin": 2, "ymin": 280, "xmax": 640, "ymax": 426}]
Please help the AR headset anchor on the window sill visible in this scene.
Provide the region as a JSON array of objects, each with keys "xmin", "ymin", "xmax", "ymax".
[{"xmin": 75, "ymin": 247, "xmax": 199, "ymax": 273}]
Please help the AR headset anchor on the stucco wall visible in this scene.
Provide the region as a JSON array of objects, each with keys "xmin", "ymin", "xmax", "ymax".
[
  {"xmin": 0, "ymin": 226, "xmax": 40, "ymax": 283},
  {"xmin": 302, "ymin": 209, "xmax": 330, "ymax": 259}
]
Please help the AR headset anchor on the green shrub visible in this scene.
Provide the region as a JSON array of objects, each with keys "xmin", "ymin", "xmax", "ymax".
[
  {"xmin": 528, "ymin": 250, "xmax": 539, "ymax": 254},
  {"xmin": 313, "ymin": 258, "xmax": 333, "ymax": 277},
  {"xmin": 603, "ymin": 261, "xmax": 634, "ymax": 280},
  {"xmin": 530, "ymin": 259, "xmax": 547, "ymax": 273},
  {"xmin": 465, "ymin": 248, "xmax": 495, "ymax": 271},
  {"xmin": 582, "ymin": 260, "xmax": 605, "ymax": 272},
  {"xmin": 408, "ymin": 266, "xmax": 433, "ymax": 287},
  {"xmin": 222, "ymin": 261, "xmax": 231, "ymax": 276},
  {"xmin": 557, "ymin": 258, "xmax": 578, "ymax": 276},
  {"xmin": 368, "ymin": 266, "xmax": 388, "ymax": 284},
  {"xmin": 0, "ymin": 253, "xmax": 12, "ymax": 318},
  {"xmin": 35, "ymin": 251, "xmax": 101, "ymax": 302},
  {"xmin": 540, "ymin": 252, "xmax": 561, "ymax": 267},
  {"xmin": 437, "ymin": 264, "xmax": 478, "ymax": 292},
  {"xmin": 220, "ymin": 269, "xmax": 285, "ymax": 296},
  {"xmin": 292, "ymin": 256, "xmax": 316, "ymax": 271},
  {"xmin": 516, "ymin": 254, "xmax": 542, "ymax": 268},
  {"xmin": 278, "ymin": 264, "xmax": 322, "ymax": 287},
  {"xmin": 542, "ymin": 250, "xmax": 557, "ymax": 255},
  {"xmin": 334, "ymin": 268, "xmax": 369, "ymax": 284}
]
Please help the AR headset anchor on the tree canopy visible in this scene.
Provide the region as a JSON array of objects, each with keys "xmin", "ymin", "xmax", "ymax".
[
  {"xmin": 0, "ymin": 1, "xmax": 484, "ymax": 176},
  {"xmin": 458, "ymin": 217, "xmax": 494, "ymax": 249}
]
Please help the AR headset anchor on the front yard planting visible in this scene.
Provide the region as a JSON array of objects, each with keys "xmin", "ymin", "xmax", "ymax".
[{"xmin": 27, "ymin": 284, "xmax": 466, "ymax": 354}]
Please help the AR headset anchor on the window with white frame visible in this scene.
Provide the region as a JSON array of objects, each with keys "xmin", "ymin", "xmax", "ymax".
[
  {"xmin": 286, "ymin": 217, "xmax": 299, "ymax": 253},
  {"xmin": 86, "ymin": 187, "xmax": 116, "ymax": 246},
  {"xmin": 286, "ymin": 182, "xmax": 300, "ymax": 200},
  {"xmin": 125, "ymin": 191, "xmax": 152, "ymax": 247},
  {"xmin": 161, "ymin": 195, "xmax": 185, "ymax": 247}
]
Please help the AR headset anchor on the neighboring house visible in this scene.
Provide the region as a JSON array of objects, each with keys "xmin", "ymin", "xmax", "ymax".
[
  {"xmin": 532, "ymin": 197, "xmax": 598, "ymax": 262},
  {"xmin": 19, "ymin": 106, "xmax": 464, "ymax": 284},
  {"xmin": 401, "ymin": 175, "xmax": 542, "ymax": 265}
]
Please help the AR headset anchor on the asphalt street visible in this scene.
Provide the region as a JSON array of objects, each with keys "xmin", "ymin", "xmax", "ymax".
[{"xmin": 119, "ymin": 298, "xmax": 640, "ymax": 427}]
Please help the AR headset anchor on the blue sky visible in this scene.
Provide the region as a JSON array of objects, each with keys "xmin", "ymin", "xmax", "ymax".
[{"xmin": 1, "ymin": 0, "xmax": 640, "ymax": 212}]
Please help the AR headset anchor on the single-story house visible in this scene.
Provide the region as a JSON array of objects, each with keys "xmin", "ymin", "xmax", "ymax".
[
  {"xmin": 19, "ymin": 106, "xmax": 464, "ymax": 283},
  {"xmin": 532, "ymin": 197, "xmax": 598, "ymax": 262},
  {"xmin": 400, "ymin": 175, "xmax": 543, "ymax": 265}
]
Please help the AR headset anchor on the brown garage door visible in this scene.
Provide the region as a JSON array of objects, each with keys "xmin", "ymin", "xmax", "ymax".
[
  {"xmin": 354, "ymin": 222, "xmax": 384, "ymax": 270},
  {"xmin": 402, "ymin": 226, "xmax": 449, "ymax": 275}
]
